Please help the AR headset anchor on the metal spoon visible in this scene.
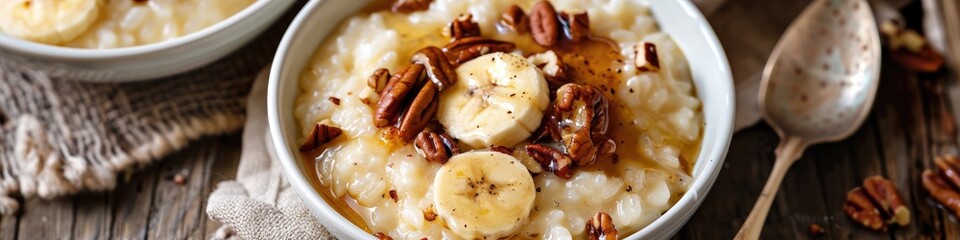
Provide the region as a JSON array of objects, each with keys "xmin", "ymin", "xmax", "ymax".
[{"xmin": 734, "ymin": 0, "xmax": 881, "ymax": 238}]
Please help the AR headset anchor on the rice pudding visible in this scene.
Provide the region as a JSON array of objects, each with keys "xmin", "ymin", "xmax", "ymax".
[
  {"xmin": 295, "ymin": 0, "xmax": 703, "ymax": 239},
  {"xmin": 0, "ymin": 0, "xmax": 255, "ymax": 48}
]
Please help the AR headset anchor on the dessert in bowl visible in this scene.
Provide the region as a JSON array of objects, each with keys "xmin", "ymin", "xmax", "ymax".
[
  {"xmin": 0, "ymin": 0, "xmax": 295, "ymax": 81},
  {"xmin": 269, "ymin": 0, "xmax": 734, "ymax": 239}
]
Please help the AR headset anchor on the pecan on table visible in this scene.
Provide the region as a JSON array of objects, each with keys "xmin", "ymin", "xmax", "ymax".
[
  {"xmin": 299, "ymin": 123, "xmax": 343, "ymax": 153},
  {"xmin": 368, "ymin": 68, "xmax": 391, "ymax": 93},
  {"xmin": 922, "ymin": 155, "xmax": 960, "ymax": 218},
  {"xmin": 499, "ymin": 5, "xmax": 529, "ymax": 34},
  {"xmin": 635, "ymin": 41, "xmax": 661, "ymax": 72},
  {"xmin": 559, "ymin": 11, "xmax": 589, "ymax": 43},
  {"xmin": 844, "ymin": 187, "xmax": 887, "ymax": 231},
  {"xmin": 443, "ymin": 37, "xmax": 516, "ymax": 66},
  {"xmin": 527, "ymin": 50, "xmax": 570, "ymax": 89},
  {"xmin": 585, "ymin": 212, "xmax": 618, "ymax": 240},
  {"xmin": 843, "ymin": 175, "xmax": 910, "ymax": 231},
  {"xmin": 411, "ymin": 46, "xmax": 458, "ymax": 91},
  {"xmin": 375, "ymin": 64, "xmax": 426, "ymax": 128},
  {"xmin": 525, "ymin": 144, "xmax": 574, "ymax": 178},
  {"xmin": 391, "ymin": 0, "xmax": 432, "ymax": 13},
  {"xmin": 445, "ymin": 14, "xmax": 481, "ymax": 41},
  {"xmin": 550, "ymin": 83, "xmax": 613, "ymax": 167},
  {"xmin": 414, "ymin": 131, "xmax": 460, "ymax": 164},
  {"xmin": 529, "ymin": 0, "xmax": 560, "ymax": 47}
]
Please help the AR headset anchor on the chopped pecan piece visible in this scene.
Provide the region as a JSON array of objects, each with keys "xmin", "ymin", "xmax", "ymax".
[
  {"xmin": 525, "ymin": 144, "xmax": 574, "ymax": 179},
  {"xmin": 529, "ymin": 1, "xmax": 560, "ymax": 47},
  {"xmin": 492, "ymin": 145, "xmax": 544, "ymax": 174},
  {"xmin": 527, "ymin": 50, "xmax": 569, "ymax": 88},
  {"xmin": 923, "ymin": 155, "xmax": 960, "ymax": 218},
  {"xmin": 862, "ymin": 176, "xmax": 910, "ymax": 226},
  {"xmin": 559, "ymin": 12, "xmax": 589, "ymax": 42},
  {"xmin": 635, "ymin": 42, "xmax": 661, "ymax": 72},
  {"xmin": 550, "ymin": 84, "xmax": 613, "ymax": 166},
  {"xmin": 397, "ymin": 83, "xmax": 439, "ymax": 141},
  {"xmin": 585, "ymin": 212, "xmax": 617, "ymax": 240},
  {"xmin": 375, "ymin": 64, "xmax": 426, "ymax": 128},
  {"xmin": 414, "ymin": 131, "xmax": 460, "ymax": 164},
  {"xmin": 443, "ymin": 37, "xmax": 516, "ymax": 66},
  {"xmin": 411, "ymin": 46, "xmax": 458, "ymax": 91},
  {"xmin": 391, "ymin": 0, "xmax": 432, "ymax": 13},
  {"xmin": 328, "ymin": 97, "xmax": 341, "ymax": 106},
  {"xmin": 299, "ymin": 123, "xmax": 343, "ymax": 153},
  {"xmin": 388, "ymin": 189, "xmax": 399, "ymax": 202},
  {"xmin": 368, "ymin": 68, "xmax": 391, "ymax": 93},
  {"xmin": 844, "ymin": 187, "xmax": 886, "ymax": 231},
  {"xmin": 808, "ymin": 224, "xmax": 825, "ymax": 237},
  {"xmin": 423, "ymin": 206, "xmax": 438, "ymax": 221},
  {"xmin": 499, "ymin": 5, "xmax": 529, "ymax": 33},
  {"xmin": 374, "ymin": 232, "xmax": 394, "ymax": 240},
  {"xmin": 445, "ymin": 14, "xmax": 481, "ymax": 41},
  {"xmin": 843, "ymin": 175, "xmax": 910, "ymax": 231}
]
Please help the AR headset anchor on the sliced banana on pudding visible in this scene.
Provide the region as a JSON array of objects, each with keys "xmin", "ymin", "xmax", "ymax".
[
  {"xmin": 437, "ymin": 52, "xmax": 550, "ymax": 148},
  {"xmin": 433, "ymin": 151, "xmax": 536, "ymax": 239},
  {"xmin": 0, "ymin": 0, "xmax": 101, "ymax": 45}
]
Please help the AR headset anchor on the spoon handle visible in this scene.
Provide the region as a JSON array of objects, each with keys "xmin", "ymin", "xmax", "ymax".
[{"xmin": 734, "ymin": 137, "xmax": 807, "ymax": 240}]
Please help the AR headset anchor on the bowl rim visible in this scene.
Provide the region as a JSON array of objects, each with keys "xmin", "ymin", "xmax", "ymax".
[
  {"xmin": 0, "ymin": 0, "xmax": 274, "ymax": 60},
  {"xmin": 269, "ymin": 0, "xmax": 735, "ymax": 239}
]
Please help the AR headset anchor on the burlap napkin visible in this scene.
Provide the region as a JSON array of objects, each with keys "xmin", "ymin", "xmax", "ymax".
[{"xmin": 204, "ymin": 0, "xmax": 940, "ymax": 239}]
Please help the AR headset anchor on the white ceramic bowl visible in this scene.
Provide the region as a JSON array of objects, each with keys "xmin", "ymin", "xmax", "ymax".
[
  {"xmin": 0, "ymin": 0, "xmax": 296, "ymax": 82},
  {"xmin": 269, "ymin": 0, "xmax": 735, "ymax": 239}
]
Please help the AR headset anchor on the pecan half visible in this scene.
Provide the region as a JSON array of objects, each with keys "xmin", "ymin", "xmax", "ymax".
[
  {"xmin": 529, "ymin": 1, "xmax": 560, "ymax": 47},
  {"xmin": 892, "ymin": 47, "xmax": 944, "ymax": 73},
  {"xmin": 411, "ymin": 46, "xmax": 458, "ymax": 91},
  {"xmin": 862, "ymin": 176, "xmax": 910, "ymax": 226},
  {"xmin": 368, "ymin": 68, "xmax": 391, "ymax": 93},
  {"xmin": 843, "ymin": 175, "xmax": 911, "ymax": 231},
  {"xmin": 391, "ymin": 0, "xmax": 432, "ymax": 13},
  {"xmin": 445, "ymin": 14, "xmax": 481, "ymax": 41},
  {"xmin": 375, "ymin": 64, "xmax": 426, "ymax": 127},
  {"xmin": 398, "ymin": 83, "xmax": 440, "ymax": 141},
  {"xmin": 844, "ymin": 187, "xmax": 887, "ymax": 231},
  {"xmin": 443, "ymin": 37, "xmax": 516, "ymax": 66},
  {"xmin": 374, "ymin": 232, "xmax": 394, "ymax": 240},
  {"xmin": 528, "ymin": 50, "xmax": 569, "ymax": 88},
  {"xmin": 499, "ymin": 5, "xmax": 529, "ymax": 33},
  {"xmin": 922, "ymin": 169, "xmax": 960, "ymax": 217},
  {"xmin": 923, "ymin": 155, "xmax": 960, "ymax": 218},
  {"xmin": 551, "ymin": 84, "xmax": 613, "ymax": 166},
  {"xmin": 559, "ymin": 12, "xmax": 589, "ymax": 42},
  {"xmin": 635, "ymin": 42, "xmax": 661, "ymax": 72},
  {"xmin": 525, "ymin": 144, "xmax": 574, "ymax": 179},
  {"xmin": 414, "ymin": 131, "xmax": 460, "ymax": 164},
  {"xmin": 585, "ymin": 212, "xmax": 617, "ymax": 240},
  {"xmin": 299, "ymin": 123, "xmax": 343, "ymax": 153}
]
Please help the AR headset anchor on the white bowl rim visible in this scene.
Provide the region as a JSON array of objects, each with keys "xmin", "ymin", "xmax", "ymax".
[
  {"xmin": 0, "ymin": 0, "xmax": 274, "ymax": 60},
  {"xmin": 268, "ymin": 0, "xmax": 735, "ymax": 239}
]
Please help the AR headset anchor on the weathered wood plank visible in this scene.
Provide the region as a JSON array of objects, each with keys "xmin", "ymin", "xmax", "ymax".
[
  {"xmin": 769, "ymin": 140, "xmax": 831, "ymax": 239},
  {"xmin": 15, "ymin": 198, "xmax": 74, "ymax": 239},
  {"xmin": 71, "ymin": 192, "xmax": 114, "ymax": 240},
  {"xmin": 110, "ymin": 165, "xmax": 159, "ymax": 239},
  {"xmin": 146, "ymin": 137, "xmax": 218, "ymax": 239},
  {"xmin": 1, "ymin": 204, "xmax": 18, "ymax": 240},
  {"xmin": 203, "ymin": 134, "xmax": 243, "ymax": 239}
]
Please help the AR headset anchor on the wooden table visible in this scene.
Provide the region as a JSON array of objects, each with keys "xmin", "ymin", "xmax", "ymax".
[{"xmin": 2, "ymin": 1, "xmax": 958, "ymax": 239}]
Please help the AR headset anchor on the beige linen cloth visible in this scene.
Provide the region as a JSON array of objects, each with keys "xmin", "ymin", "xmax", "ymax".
[{"xmin": 205, "ymin": 0, "xmax": 944, "ymax": 239}]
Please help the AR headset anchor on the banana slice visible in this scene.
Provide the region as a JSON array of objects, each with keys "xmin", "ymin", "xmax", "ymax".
[
  {"xmin": 433, "ymin": 151, "xmax": 536, "ymax": 239},
  {"xmin": 0, "ymin": 0, "xmax": 100, "ymax": 45},
  {"xmin": 437, "ymin": 52, "xmax": 550, "ymax": 148}
]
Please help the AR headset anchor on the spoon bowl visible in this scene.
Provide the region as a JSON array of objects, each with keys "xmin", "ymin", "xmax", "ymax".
[
  {"xmin": 761, "ymin": 0, "xmax": 881, "ymax": 143},
  {"xmin": 736, "ymin": 0, "xmax": 881, "ymax": 239}
]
